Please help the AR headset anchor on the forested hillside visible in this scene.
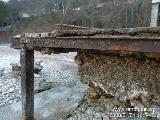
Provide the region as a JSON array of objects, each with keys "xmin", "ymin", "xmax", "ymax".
[{"xmin": 0, "ymin": 0, "xmax": 152, "ymax": 32}]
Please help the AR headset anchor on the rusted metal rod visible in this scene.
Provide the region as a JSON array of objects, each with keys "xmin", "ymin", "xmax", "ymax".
[{"xmin": 20, "ymin": 48, "xmax": 34, "ymax": 120}]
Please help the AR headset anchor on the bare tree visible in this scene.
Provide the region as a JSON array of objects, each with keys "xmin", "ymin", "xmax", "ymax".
[{"xmin": 61, "ymin": 0, "xmax": 70, "ymax": 24}]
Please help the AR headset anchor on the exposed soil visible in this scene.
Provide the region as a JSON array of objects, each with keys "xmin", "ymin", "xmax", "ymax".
[{"xmin": 67, "ymin": 51, "xmax": 160, "ymax": 120}]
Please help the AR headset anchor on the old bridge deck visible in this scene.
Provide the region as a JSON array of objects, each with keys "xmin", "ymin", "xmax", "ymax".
[
  {"xmin": 11, "ymin": 26, "xmax": 160, "ymax": 120},
  {"xmin": 12, "ymin": 27, "xmax": 160, "ymax": 54}
]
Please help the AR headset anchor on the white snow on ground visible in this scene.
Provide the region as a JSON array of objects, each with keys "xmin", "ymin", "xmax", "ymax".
[
  {"xmin": 0, "ymin": 44, "xmax": 20, "ymax": 68},
  {"xmin": 0, "ymin": 44, "xmax": 88, "ymax": 115}
]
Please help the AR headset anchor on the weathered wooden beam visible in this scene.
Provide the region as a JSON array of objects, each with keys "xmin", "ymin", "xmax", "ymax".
[{"xmin": 20, "ymin": 48, "xmax": 34, "ymax": 120}]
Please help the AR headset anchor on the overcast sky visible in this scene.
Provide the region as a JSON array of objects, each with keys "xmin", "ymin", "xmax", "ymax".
[{"xmin": 1, "ymin": 0, "xmax": 9, "ymax": 2}]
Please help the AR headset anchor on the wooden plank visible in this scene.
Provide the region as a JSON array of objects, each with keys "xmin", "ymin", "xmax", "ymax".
[{"xmin": 20, "ymin": 48, "xmax": 34, "ymax": 120}]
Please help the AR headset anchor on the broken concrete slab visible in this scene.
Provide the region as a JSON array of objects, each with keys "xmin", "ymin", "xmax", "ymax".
[{"xmin": 0, "ymin": 82, "xmax": 88, "ymax": 120}]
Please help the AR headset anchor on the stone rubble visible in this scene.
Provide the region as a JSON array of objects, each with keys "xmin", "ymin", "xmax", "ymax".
[
  {"xmin": 0, "ymin": 58, "xmax": 80, "ymax": 108},
  {"xmin": 11, "ymin": 61, "xmax": 44, "ymax": 77},
  {"xmin": 0, "ymin": 46, "xmax": 89, "ymax": 120},
  {"xmin": 0, "ymin": 61, "xmax": 45, "ymax": 107}
]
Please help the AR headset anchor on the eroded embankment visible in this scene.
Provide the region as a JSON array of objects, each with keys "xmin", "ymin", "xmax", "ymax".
[{"xmin": 67, "ymin": 51, "xmax": 160, "ymax": 120}]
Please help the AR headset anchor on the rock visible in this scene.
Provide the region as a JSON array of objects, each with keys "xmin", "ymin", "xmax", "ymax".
[
  {"xmin": 35, "ymin": 79, "xmax": 52, "ymax": 94},
  {"xmin": 8, "ymin": 101, "xmax": 13, "ymax": 104},
  {"xmin": 11, "ymin": 61, "xmax": 44, "ymax": 77},
  {"xmin": 8, "ymin": 88, "xmax": 14, "ymax": 93},
  {"xmin": 34, "ymin": 61, "xmax": 44, "ymax": 74},
  {"xmin": 0, "ymin": 68, "xmax": 4, "ymax": 77},
  {"xmin": 65, "ymin": 97, "xmax": 70, "ymax": 101},
  {"xmin": 11, "ymin": 63, "xmax": 21, "ymax": 75},
  {"xmin": 10, "ymin": 63, "xmax": 21, "ymax": 78},
  {"xmin": 34, "ymin": 74, "xmax": 41, "ymax": 78}
]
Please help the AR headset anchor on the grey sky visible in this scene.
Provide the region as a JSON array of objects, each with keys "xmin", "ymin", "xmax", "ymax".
[
  {"xmin": 1, "ymin": 0, "xmax": 9, "ymax": 2},
  {"xmin": 152, "ymin": 0, "xmax": 160, "ymax": 3}
]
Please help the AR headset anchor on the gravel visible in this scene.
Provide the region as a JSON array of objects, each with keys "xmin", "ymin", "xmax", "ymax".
[{"xmin": 0, "ymin": 44, "xmax": 88, "ymax": 108}]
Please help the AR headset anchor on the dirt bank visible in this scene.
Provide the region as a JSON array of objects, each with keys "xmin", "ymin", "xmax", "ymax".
[{"xmin": 67, "ymin": 51, "xmax": 160, "ymax": 120}]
